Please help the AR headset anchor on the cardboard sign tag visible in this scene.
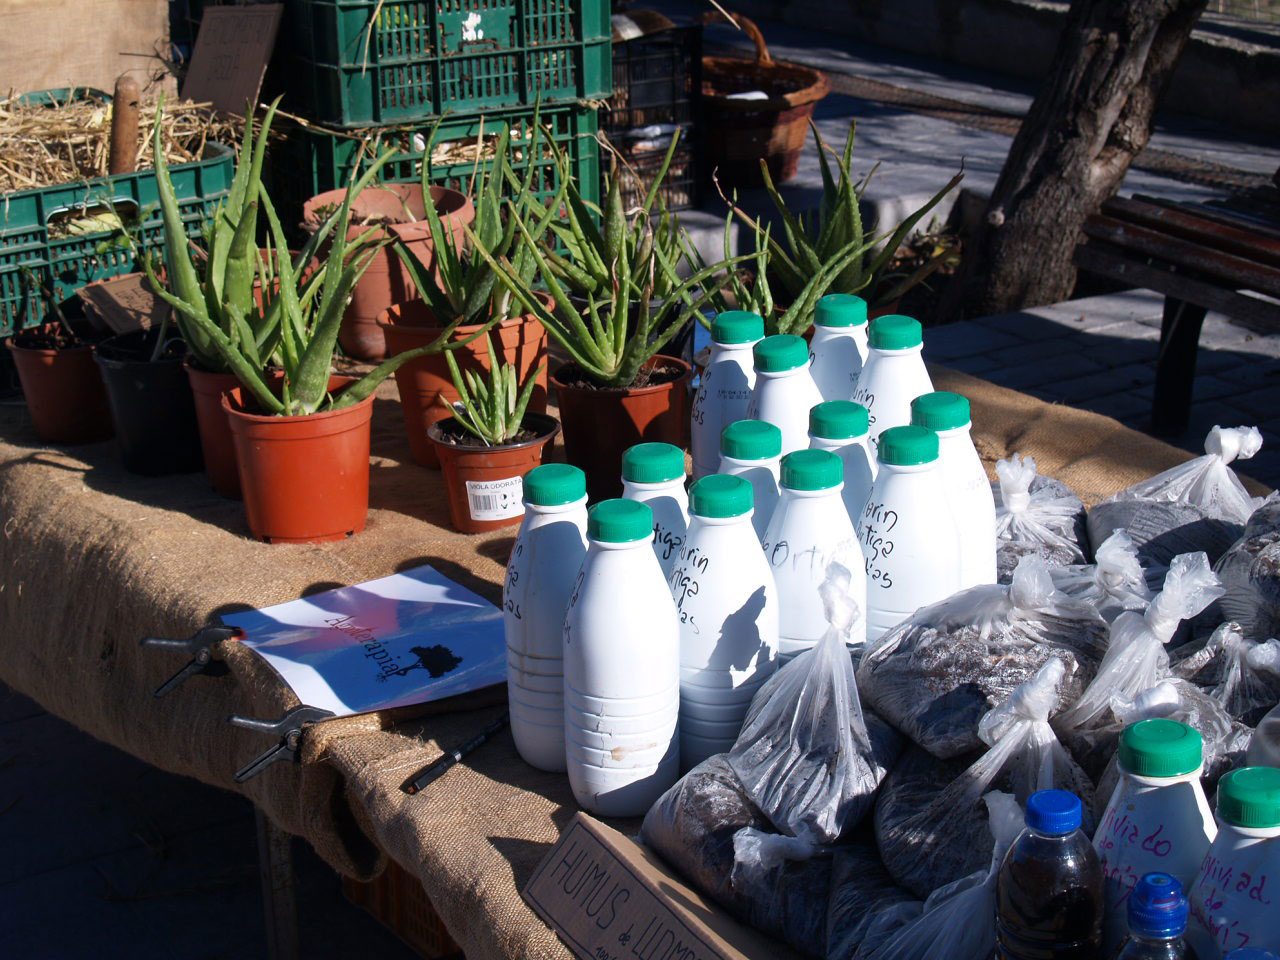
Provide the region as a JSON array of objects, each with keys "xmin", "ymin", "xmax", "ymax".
[
  {"xmin": 523, "ymin": 813, "xmax": 797, "ymax": 960},
  {"xmin": 182, "ymin": 4, "xmax": 283, "ymax": 115},
  {"xmin": 77, "ymin": 272, "xmax": 169, "ymax": 334}
]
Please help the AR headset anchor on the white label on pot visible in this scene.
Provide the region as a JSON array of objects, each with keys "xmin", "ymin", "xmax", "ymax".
[{"xmin": 466, "ymin": 477, "xmax": 525, "ymax": 522}]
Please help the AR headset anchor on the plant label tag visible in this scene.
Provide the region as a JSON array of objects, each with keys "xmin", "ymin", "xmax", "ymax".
[{"xmin": 467, "ymin": 477, "xmax": 524, "ymax": 522}]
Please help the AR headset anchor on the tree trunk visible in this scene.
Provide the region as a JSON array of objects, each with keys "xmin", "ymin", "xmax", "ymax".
[{"xmin": 949, "ymin": 0, "xmax": 1207, "ymax": 320}]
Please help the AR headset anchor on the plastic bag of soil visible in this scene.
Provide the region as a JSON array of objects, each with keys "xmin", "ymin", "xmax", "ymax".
[
  {"xmin": 1054, "ymin": 552, "xmax": 1224, "ymax": 732},
  {"xmin": 638, "ymin": 754, "xmax": 832, "ymax": 956},
  {"xmin": 1088, "ymin": 426, "xmax": 1264, "ymax": 592},
  {"xmin": 874, "ymin": 659, "xmax": 1095, "ymax": 898},
  {"xmin": 993, "ymin": 454, "xmax": 1090, "ymax": 582},
  {"xmin": 825, "ymin": 836, "xmax": 922, "ymax": 960},
  {"xmin": 729, "ymin": 563, "xmax": 903, "ymax": 846},
  {"xmin": 1049, "ymin": 530, "xmax": 1152, "ymax": 623},
  {"xmin": 857, "ymin": 558, "xmax": 1107, "ymax": 759},
  {"xmin": 863, "ymin": 791, "xmax": 1023, "ymax": 960},
  {"xmin": 1173, "ymin": 621, "xmax": 1280, "ymax": 726},
  {"xmin": 1202, "ymin": 493, "xmax": 1280, "ymax": 642}
]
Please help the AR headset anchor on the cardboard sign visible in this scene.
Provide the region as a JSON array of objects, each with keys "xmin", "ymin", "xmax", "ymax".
[
  {"xmin": 77, "ymin": 272, "xmax": 168, "ymax": 334},
  {"xmin": 182, "ymin": 3, "xmax": 283, "ymax": 115},
  {"xmin": 522, "ymin": 814, "xmax": 798, "ymax": 960}
]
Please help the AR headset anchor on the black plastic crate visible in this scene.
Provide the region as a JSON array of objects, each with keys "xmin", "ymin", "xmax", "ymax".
[{"xmin": 600, "ymin": 24, "xmax": 702, "ymax": 211}]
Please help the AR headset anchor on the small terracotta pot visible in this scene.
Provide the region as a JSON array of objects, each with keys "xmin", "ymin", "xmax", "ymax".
[
  {"xmin": 379, "ymin": 300, "xmax": 550, "ymax": 468},
  {"xmin": 302, "ymin": 184, "xmax": 475, "ymax": 361},
  {"xmin": 222, "ymin": 376, "xmax": 374, "ymax": 543},
  {"xmin": 429, "ymin": 413, "xmax": 560, "ymax": 534},
  {"xmin": 7, "ymin": 337, "xmax": 113, "ymax": 444},
  {"xmin": 553, "ymin": 355, "xmax": 693, "ymax": 502},
  {"xmin": 184, "ymin": 362, "xmax": 243, "ymax": 499}
]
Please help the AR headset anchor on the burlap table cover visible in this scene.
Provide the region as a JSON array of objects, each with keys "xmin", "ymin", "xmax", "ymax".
[{"xmin": 0, "ymin": 366, "xmax": 1267, "ymax": 959}]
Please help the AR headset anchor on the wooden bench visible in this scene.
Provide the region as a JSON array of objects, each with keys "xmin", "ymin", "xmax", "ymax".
[{"xmin": 1074, "ymin": 194, "xmax": 1280, "ymax": 436}]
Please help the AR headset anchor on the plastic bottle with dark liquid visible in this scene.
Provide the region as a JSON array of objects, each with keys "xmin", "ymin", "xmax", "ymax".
[{"xmin": 997, "ymin": 789, "xmax": 1105, "ymax": 959}]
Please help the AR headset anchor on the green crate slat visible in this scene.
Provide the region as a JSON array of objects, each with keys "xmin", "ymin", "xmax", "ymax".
[{"xmin": 0, "ymin": 142, "xmax": 235, "ymax": 336}]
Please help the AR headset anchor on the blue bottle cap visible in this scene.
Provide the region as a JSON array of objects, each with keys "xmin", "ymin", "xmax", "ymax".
[
  {"xmin": 1127, "ymin": 873, "xmax": 1188, "ymax": 939},
  {"xmin": 1024, "ymin": 790, "xmax": 1081, "ymax": 835}
]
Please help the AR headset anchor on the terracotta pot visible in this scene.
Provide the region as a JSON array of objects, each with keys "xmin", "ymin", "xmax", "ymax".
[
  {"xmin": 222, "ymin": 376, "xmax": 374, "ymax": 543},
  {"xmin": 184, "ymin": 362, "xmax": 243, "ymax": 499},
  {"xmin": 7, "ymin": 337, "xmax": 113, "ymax": 444},
  {"xmin": 302, "ymin": 184, "xmax": 475, "ymax": 361},
  {"xmin": 428, "ymin": 412, "xmax": 560, "ymax": 534},
  {"xmin": 553, "ymin": 355, "xmax": 693, "ymax": 502},
  {"xmin": 379, "ymin": 300, "xmax": 550, "ymax": 469},
  {"xmin": 94, "ymin": 330, "xmax": 203, "ymax": 476}
]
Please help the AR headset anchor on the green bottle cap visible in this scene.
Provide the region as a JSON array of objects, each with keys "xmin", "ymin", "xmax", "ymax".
[
  {"xmin": 753, "ymin": 334, "xmax": 809, "ymax": 372},
  {"xmin": 1217, "ymin": 767, "xmax": 1280, "ymax": 829},
  {"xmin": 588, "ymin": 499, "xmax": 653, "ymax": 543},
  {"xmin": 522, "ymin": 463, "xmax": 586, "ymax": 506},
  {"xmin": 911, "ymin": 391, "xmax": 971, "ymax": 431},
  {"xmin": 690, "ymin": 474, "xmax": 753, "ymax": 518},
  {"xmin": 1119, "ymin": 719, "xmax": 1203, "ymax": 778},
  {"xmin": 712, "ymin": 310, "xmax": 765, "ymax": 344},
  {"xmin": 810, "ymin": 400, "xmax": 869, "ymax": 440},
  {"xmin": 878, "ymin": 425, "xmax": 939, "ymax": 466},
  {"xmin": 868, "ymin": 314, "xmax": 923, "ymax": 350},
  {"xmin": 814, "ymin": 294, "xmax": 868, "ymax": 328},
  {"xmin": 622, "ymin": 442, "xmax": 685, "ymax": 484},
  {"xmin": 781, "ymin": 449, "xmax": 842, "ymax": 491},
  {"xmin": 721, "ymin": 420, "xmax": 781, "ymax": 461}
]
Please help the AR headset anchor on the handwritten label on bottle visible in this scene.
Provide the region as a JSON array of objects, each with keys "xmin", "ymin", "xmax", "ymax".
[{"xmin": 857, "ymin": 498, "xmax": 898, "ymax": 589}]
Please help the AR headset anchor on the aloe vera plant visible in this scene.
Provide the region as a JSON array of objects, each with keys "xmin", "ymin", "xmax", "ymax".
[
  {"xmin": 145, "ymin": 99, "xmax": 500, "ymax": 417},
  {"xmin": 474, "ymin": 132, "xmax": 748, "ymax": 388},
  {"xmin": 440, "ymin": 333, "xmax": 545, "ymax": 446},
  {"xmin": 727, "ymin": 121, "xmax": 963, "ymax": 313}
]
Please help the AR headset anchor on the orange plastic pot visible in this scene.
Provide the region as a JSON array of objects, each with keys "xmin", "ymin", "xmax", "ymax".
[
  {"xmin": 222, "ymin": 376, "xmax": 374, "ymax": 543},
  {"xmin": 552, "ymin": 355, "xmax": 692, "ymax": 502},
  {"xmin": 7, "ymin": 337, "xmax": 113, "ymax": 444},
  {"xmin": 302, "ymin": 184, "xmax": 475, "ymax": 361},
  {"xmin": 379, "ymin": 300, "xmax": 550, "ymax": 468},
  {"xmin": 185, "ymin": 362, "xmax": 243, "ymax": 499},
  {"xmin": 429, "ymin": 413, "xmax": 560, "ymax": 534}
]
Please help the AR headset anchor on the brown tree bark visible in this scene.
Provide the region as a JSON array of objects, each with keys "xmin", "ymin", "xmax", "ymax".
[{"xmin": 948, "ymin": 0, "xmax": 1208, "ymax": 320}]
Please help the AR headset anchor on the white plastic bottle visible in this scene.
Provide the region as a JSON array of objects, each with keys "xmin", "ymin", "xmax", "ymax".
[
  {"xmin": 1186, "ymin": 766, "xmax": 1280, "ymax": 959},
  {"xmin": 1094, "ymin": 719, "xmax": 1217, "ymax": 953},
  {"xmin": 747, "ymin": 334, "xmax": 824, "ymax": 458},
  {"xmin": 691, "ymin": 311, "xmax": 764, "ymax": 479},
  {"xmin": 672, "ymin": 474, "xmax": 780, "ymax": 769},
  {"xmin": 853, "ymin": 315, "xmax": 934, "ymax": 453},
  {"xmin": 911, "ymin": 391, "xmax": 997, "ymax": 589},
  {"xmin": 858, "ymin": 425, "xmax": 962, "ymax": 641},
  {"xmin": 503, "ymin": 464, "xmax": 589, "ymax": 773},
  {"xmin": 809, "ymin": 400, "xmax": 876, "ymax": 527},
  {"xmin": 564, "ymin": 499, "xmax": 680, "ymax": 817},
  {"xmin": 718, "ymin": 419, "xmax": 782, "ymax": 541},
  {"xmin": 762, "ymin": 448, "xmax": 866, "ymax": 660},
  {"xmin": 621, "ymin": 442, "xmax": 689, "ymax": 580},
  {"xmin": 808, "ymin": 294, "xmax": 869, "ymax": 402}
]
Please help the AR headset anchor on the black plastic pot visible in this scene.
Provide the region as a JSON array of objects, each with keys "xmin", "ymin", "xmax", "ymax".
[{"xmin": 94, "ymin": 329, "xmax": 203, "ymax": 476}]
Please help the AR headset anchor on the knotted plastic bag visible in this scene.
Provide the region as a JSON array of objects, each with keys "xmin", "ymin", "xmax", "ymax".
[
  {"xmin": 729, "ymin": 563, "xmax": 902, "ymax": 846},
  {"xmin": 1173, "ymin": 621, "xmax": 1280, "ymax": 726},
  {"xmin": 1203, "ymin": 493, "xmax": 1280, "ymax": 642},
  {"xmin": 864, "ymin": 792, "xmax": 1023, "ymax": 960},
  {"xmin": 993, "ymin": 453, "xmax": 1090, "ymax": 582},
  {"xmin": 1054, "ymin": 552, "xmax": 1224, "ymax": 732},
  {"xmin": 1049, "ymin": 530, "xmax": 1152, "ymax": 623},
  {"xmin": 874, "ymin": 659, "xmax": 1095, "ymax": 898},
  {"xmin": 1088, "ymin": 426, "xmax": 1264, "ymax": 591},
  {"xmin": 857, "ymin": 558, "xmax": 1107, "ymax": 759}
]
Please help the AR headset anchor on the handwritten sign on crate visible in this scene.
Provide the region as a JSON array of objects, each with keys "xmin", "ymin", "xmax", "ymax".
[{"xmin": 182, "ymin": 4, "xmax": 283, "ymax": 115}]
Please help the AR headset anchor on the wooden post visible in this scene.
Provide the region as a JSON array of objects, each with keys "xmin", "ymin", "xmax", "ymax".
[
  {"xmin": 108, "ymin": 73, "xmax": 141, "ymax": 176},
  {"xmin": 1152, "ymin": 295, "xmax": 1208, "ymax": 437}
]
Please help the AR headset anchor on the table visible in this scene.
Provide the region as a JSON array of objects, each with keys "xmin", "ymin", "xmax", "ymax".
[{"xmin": 0, "ymin": 367, "xmax": 1266, "ymax": 960}]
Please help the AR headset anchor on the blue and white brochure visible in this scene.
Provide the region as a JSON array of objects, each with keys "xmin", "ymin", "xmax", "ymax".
[{"xmin": 222, "ymin": 564, "xmax": 505, "ymax": 717}]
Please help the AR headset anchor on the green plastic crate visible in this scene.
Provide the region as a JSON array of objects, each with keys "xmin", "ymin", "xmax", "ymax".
[
  {"xmin": 271, "ymin": 102, "xmax": 601, "ymax": 228},
  {"xmin": 285, "ymin": 0, "xmax": 611, "ymax": 127},
  {"xmin": 0, "ymin": 141, "xmax": 235, "ymax": 336}
]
